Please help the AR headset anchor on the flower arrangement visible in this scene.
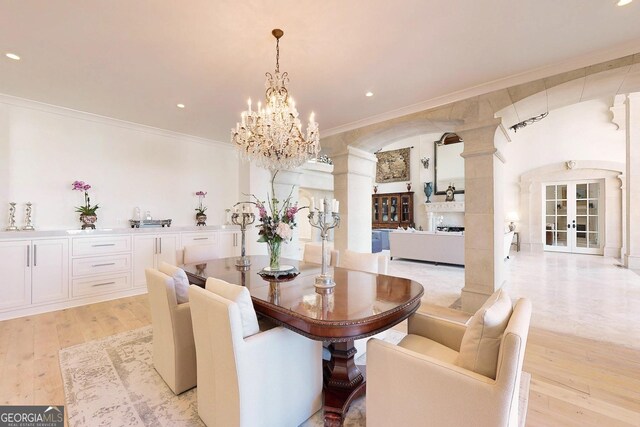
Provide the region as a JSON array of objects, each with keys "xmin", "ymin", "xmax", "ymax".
[
  {"xmin": 252, "ymin": 172, "xmax": 302, "ymax": 269},
  {"xmin": 195, "ymin": 191, "xmax": 207, "ymax": 215},
  {"xmin": 72, "ymin": 180, "xmax": 99, "ymax": 216}
]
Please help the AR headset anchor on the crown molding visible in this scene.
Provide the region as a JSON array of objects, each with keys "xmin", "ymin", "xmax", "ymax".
[
  {"xmin": 322, "ymin": 40, "xmax": 640, "ymax": 139},
  {"xmin": 0, "ymin": 93, "xmax": 233, "ymax": 150}
]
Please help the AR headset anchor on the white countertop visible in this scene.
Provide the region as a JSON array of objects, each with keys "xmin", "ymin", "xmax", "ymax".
[{"xmin": 0, "ymin": 224, "xmax": 240, "ymax": 239}]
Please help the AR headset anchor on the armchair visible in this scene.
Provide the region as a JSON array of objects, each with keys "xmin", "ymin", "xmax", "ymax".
[
  {"xmin": 189, "ymin": 281, "xmax": 322, "ymax": 427},
  {"xmin": 366, "ymin": 291, "xmax": 531, "ymax": 427}
]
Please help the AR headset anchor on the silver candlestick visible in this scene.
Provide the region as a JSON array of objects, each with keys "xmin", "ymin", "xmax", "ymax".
[
  {"xmin": 6, "ymin": 202, "xmax": 19, "ymax": 231},
  {"xmin": 231, "ymin": 203, "xmax": 256, "ymax": 267},
  {"xmin": 22, "ymin": 202, "xmax": 35, "ymax": 231},
  {"xmin": 308, "ymin": 198, "xmax": 340, "ymax": 293}
]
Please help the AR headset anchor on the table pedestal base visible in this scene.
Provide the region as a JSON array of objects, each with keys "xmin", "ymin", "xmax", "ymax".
[{"xmin": 323, "ymin": 340, "xmax": 365, "ymax": 427}]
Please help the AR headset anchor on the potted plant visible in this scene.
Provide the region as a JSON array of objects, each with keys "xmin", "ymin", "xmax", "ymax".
[
  {"xmin": 72, "ymin": 180, "xmax": 99, "ymax": 229},
  {"xmin": 195, "ymin": 191, "xmax": 207, "ymax": 226}
]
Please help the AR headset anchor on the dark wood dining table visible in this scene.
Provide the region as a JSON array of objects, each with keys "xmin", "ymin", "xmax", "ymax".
[{"xmin": 183, "ymin": 255, "xmax": 424, "ymax": 427}]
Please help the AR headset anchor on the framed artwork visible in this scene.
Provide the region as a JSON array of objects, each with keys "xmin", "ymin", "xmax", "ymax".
[{"xmin": 376, "ymin": 148, "xmax": 410, "ymax": 183}]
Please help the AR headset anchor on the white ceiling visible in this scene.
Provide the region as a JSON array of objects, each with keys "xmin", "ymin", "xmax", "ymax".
[{"xmin": 1, "ymin": 0, "xmax": 640, "ymax": 143}]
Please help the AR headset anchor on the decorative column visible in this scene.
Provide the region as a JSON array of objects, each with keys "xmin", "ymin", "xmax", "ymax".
[
  {"xmin": 624, "ymin": 93, "xmax": 640, "ymax": 269},
  {"xmin": 332, "ymin": 146, "xmax": 377, "ymax": 253},
  {"xmin": 457, "ymin": 119, "xmax": 506, "ymax": 313}
]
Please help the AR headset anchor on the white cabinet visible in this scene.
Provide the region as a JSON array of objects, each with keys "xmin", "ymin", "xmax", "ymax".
[
  {"xmin": 219, "ymin": 231, "xmax": 241, "ymax": 258},
  {"xmin": 0, "ymin": 238, "xmax": 69, "ymax": 311},
  {"xmin": 0, "ymin": 241, "xmax": 31, "ymax": 310},
  {"xmin": 181, "ymin": 231, "xmax": 218, "ymax": 247},
  {"xmin": 133, "ymin": 234, "xmax": 179, "ymax": 287},
  {"xmin": 31, "ymin": 239, "xmax": 69, "ymax": 304}
]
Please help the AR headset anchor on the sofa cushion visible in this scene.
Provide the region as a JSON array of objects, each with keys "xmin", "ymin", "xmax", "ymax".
[
  {"xmin": 205, "ymin": 277, "xmax": 260, "ymax": 338},
  {"xmin": 456, "ymin": 289, "xmax": 513, "ymax": 379},
  {"xmin": 398, "ymin": 334, "xmax": 459, "ymax": 364},
  {"xmin": 158, "ymin": 262, "xmax": 190, "ymax": 304}
]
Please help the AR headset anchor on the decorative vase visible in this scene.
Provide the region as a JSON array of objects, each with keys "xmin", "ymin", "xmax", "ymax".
[
  {"xmin": 80, "ymin": 214, "xmax": 97, "ymax": 230},
  {"xmin": 424, "ymin": 182, "xmax": 433, "ymax": 203},
  {"xmin": 196, "ymin": 213, "xmax": 207, "ymax": 226},
  {"xmin": 407, "ymin": 182, "xmax": 412, "ymax": 191},
  {"xmin": 373, "ymin": 185, "xmax": 378, "ymax": 194},
  {"xmin": 267, "ymin": 240, "xmax": 282, "ymax": 270}
]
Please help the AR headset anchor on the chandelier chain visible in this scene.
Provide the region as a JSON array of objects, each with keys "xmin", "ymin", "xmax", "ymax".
[{"xmin": 275, "ymin": 37, "xmax": 280, "ymax": 73}]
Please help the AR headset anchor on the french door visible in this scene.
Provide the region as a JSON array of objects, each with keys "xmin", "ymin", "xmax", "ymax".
[{"xmin": 543, "ymin": 181, "xmax": 603, "ymax": 255}]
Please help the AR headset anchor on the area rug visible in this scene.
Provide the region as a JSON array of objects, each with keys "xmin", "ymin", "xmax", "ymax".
[{"xmin": 59, "ymin": 327, "xmax": 529, "ymax": 427}]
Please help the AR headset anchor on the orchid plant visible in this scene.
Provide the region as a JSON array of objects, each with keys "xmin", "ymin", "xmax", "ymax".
[
  {"xmin": 72, "ymin": 180, "xmax": 99, "ymax": 216},
  {"xmin": 195, "ymin": 191, "xmax": 207, "ymax": 215}
]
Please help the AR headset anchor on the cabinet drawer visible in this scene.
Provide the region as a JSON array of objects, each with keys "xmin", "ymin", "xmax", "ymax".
[
  {"xmin": 72, "ymin": 236, "xmax": 131, "ymax": 256},
  {"xmin": 72, "ymin": 273, "xmax": 131, "ymax": 298},
  {"xmin": 72, "ymin": 254, "xmax": 131, "ymax": 277},
  {"xmin": 181, "ymin": 232, "xmax": 218, "ymax": 247}
]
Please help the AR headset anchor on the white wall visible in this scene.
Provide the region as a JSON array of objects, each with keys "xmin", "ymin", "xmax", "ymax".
[
  {"xmin": 502, "ymin": 98, "xmax": 625, "ymax": 252},
  {"xmin": 503, "ymin": 98, "xmax": 625, "ymax": 220},
  {"xmin": 0, "ymin": 95, "xmax": 239, "ymax": 230}
]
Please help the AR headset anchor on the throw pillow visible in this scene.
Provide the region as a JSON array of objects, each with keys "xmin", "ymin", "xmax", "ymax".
[
  {"xmin": 206, "ymin": 277, "xmax": 260, "ymax": 338},
  {"xmin": 456, "ymin": 289, "xmax": 513, "ymax": 379},
  {"xmin": 158, "ymin": 262, "xmax": 190, "ymax": 304}
]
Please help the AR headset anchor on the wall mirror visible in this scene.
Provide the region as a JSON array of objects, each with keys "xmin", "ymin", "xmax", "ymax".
[{"xmin": 434, "ymin": 133, "xmax": 465, "ymax": 195}]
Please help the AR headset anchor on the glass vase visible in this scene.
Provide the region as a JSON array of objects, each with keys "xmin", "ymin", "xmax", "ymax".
[{"xmin": 267, "ymin": 240, "xmax": 282, "ymax": 270}]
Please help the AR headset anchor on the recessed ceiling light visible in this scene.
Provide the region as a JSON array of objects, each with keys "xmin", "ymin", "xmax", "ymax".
[
  {"xmin": 365, "ymin": 91, "xmax": 374, "ymax": 97},
  {"xmin": 617, "ymin": 0, "xmax": 632, "ymax": 6},
  {"xmin": 176, "ymin": 103, "xmax": 185, "ymax": 109},
  {"xmin": 5, "ymin": 53, "xmax": 20, "ymax": 60}
]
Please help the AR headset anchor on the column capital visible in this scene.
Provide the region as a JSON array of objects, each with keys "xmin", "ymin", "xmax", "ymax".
[{"xmin": 332, "ymin": 146, "xmax": 377, "ymax": 177}]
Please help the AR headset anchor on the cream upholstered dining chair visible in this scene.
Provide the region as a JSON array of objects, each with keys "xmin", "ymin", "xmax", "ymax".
[
  {"xmin": 145, "ymin": 266, "xmax": 196, "ymax": 394},
  {"xmin": 302, "ymin": 242, "xmax": 339, "ymax": 266},
  {"xmin": 337, "ymin": 249, "xmax": 388, "ymax": 275},
  {"xmin": 366, "ymin": 289, "xmax": 532, "ymax": 427},
  {"xmin": 182, "ymin": 243, "xmax": 218, "ymax": 264},
  {"xmin": 189, "ymin": 279, "xmax": 322, "ymax": 427},
  {"xmin": 335, "ymin": 249, "xmax": 389, "ymax": 356}
]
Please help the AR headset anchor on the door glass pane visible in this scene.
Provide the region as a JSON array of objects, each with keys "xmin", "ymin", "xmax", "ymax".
[
  {"xmin": 546, "ymin": 201, "xmax": 556, "ymax": 215},
  {"xmin": 558, "ymin": 185, "xmax": 567, "ymax": 199},
  {"xmin": 576, "ymin": 184, "xmax": 588, "ymax": 199},
  {"xmin": 576, "ymin": 200, "xmax": 587, "ymax": 215},
  {"xmin": 588, "ymin": 232, "xmax": 599, "ymax": 247},
  {"xmin": 556, "ymin": 231, "xmax": 567, "ymax": 246},
  {"xmin": 557, "ymin": 201, "xmax": 567, "ymax": 215},
  {"xmin": 576, "ymin": 233, "xmax": 587, "ymax": 247},
  {"xmin": 589, "ymin": 200, "xmax": 598, "ymax": 215},
  {"xmin": 382, "ymin": 198, "xmax": 388, "ymax": 221},
  {"xmin": 588, "ymin": 183, "xmax": 599, "ymax": 198},
  {"xmin": 588, "ymin": 216, "xmax": 598, "ymax": 232},
  {"xmin": 546, "ymin": 186, "xmax": 556, "ymax": 199},
  {"xmin": 557, "ymin": 216, "xmax": 567, "ymax": 231}
]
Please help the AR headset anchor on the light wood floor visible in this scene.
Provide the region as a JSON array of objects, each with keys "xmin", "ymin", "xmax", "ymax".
[{"xmin": 1, "ymin": 295, "xmax": 639, "ymax": 426}]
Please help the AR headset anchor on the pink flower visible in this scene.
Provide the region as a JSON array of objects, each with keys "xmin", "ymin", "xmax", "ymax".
[
  {"xmin": 83, "ymin": 184, "xmax": 91, "ymax": 190},
  {"xmin": 72, "ymin": 180, "xmax": 86, "ymax": 191},
  {"xmin": 196, "ymin": 191, "xmax": 207, "ymax": 197},
  {"xmin": 275, "ymin": 222, "xmax": 293, "ymax": 240},
  {"xmin": 286, "ymin": 206, "xmax": 299, "ymax": 220}
]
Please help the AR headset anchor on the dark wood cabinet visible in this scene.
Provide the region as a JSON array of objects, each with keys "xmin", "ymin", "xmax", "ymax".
[{"xmin": 372, "ymin": 192, "xmax": 414, "ymax": 229}]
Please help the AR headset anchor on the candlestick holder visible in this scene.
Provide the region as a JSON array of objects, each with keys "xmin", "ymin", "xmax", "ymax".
[
  {"xmin": 231, "ymin": 203, "xmax": 256, "ymax": 267},
  {"xmin": 22, "ymin": 202, "xmax": 35, "ymax": 231},
  {"xmin": 308, "ymin": 203, "xmax": 340, "ymax": 293},
  {"xmin": 6, "ymin": 202, "xmax": 19, "ymax": 231}
]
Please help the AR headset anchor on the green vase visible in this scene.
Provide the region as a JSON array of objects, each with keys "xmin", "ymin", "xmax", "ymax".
[{"xmin": 267, "ymin": 240, "xmax": 282, "ymax": 270}]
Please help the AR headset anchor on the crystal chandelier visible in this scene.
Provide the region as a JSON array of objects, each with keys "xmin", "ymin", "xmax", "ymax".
[{"xmin": 231, "ymin": 29, "xmax": 320, "ymax": 171}]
